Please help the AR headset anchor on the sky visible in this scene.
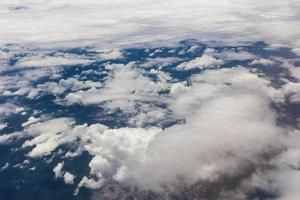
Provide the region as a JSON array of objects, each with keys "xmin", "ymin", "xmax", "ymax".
[{"xmin": 0, "ymin": 1, "xmax": 300, "ymax": 200}]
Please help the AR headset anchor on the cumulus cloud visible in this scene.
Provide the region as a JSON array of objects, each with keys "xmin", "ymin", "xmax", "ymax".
[
  {"xmin": 64, "ymin": 172, "xmax": 75, "ymax": 184},
  {"xmin": 21, "ymin": 118, "xmax": 76, "ymax": 157},
  {"xmin": 176, "ymin": 49, "xmax": 223, "ymax": 70},
  {"xmin": 113, "ymin": 68, "xmax": 285, "ymax": 190},
  {"xmin": 99, "ymin": 49, "xmax": 123, "ymax": 60},
  {"xmin": 21, "ymin": 116, "xmax": 40, "ymax": 127},
  {"xmin": 0, "ymin": 40, "xmax": 299, "ymax": 199},
  {"xmin": 7, "ymin": 116, "xmax": 161, "ymax": 191},
  {"xmin": 36, "ymin": 78, "xmax": 102, "ymax": 97},
  {"xmin": 3, "ymin": 65, "xmax": 297, "ymax": 198},
  {"xmin": 53, "ymin": 162, "xmax": 64, "ymax": 179},
  {"xmin": 140, "ymin": 57, "xmax": 181, "ymax": 69},
  {"xmin": 64, "ymin": 63, "xmax": 169, "ymax": 112},
  {"xmin": 250, "ymin": 58, "xmax": 275, "ymax": 66},
  {"xmin": 0, "ymin": 103, "xmax": 25, "ymax": 116},
  {"xmin": 280, "ymin": 81, "xmax": 300, "ymax": 103}
]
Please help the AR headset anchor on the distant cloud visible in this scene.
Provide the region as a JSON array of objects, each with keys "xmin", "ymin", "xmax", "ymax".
[
  {"xmin": 250, "ymin": 58, "xmax": 274, "ymax": 66},
  {"xmin": 16, "ymin": 54, "xmax": 93, "ymax": 68},
  {"xmin": 0, "ymin": 0, "xmax": 299, "ymax": 50},
  {"xmin": 99, "ymin": 49, "xmax": 123, "ymax": 60},
  {"xmin": 176, "ymin": 49, "xmax": 223, "ymax": 70}
]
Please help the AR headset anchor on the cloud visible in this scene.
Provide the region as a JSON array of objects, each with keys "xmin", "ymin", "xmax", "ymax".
[
  {"xmin": 36, "ymin": 78, "xmax": 102, "ymax": 97},
  {"xmin": 53, "ymin": 162, "xmax": 76, "ymax": 185},
  {"xmin": 0, "ymin": 1, "xmax": 297, "ymax": 117},
  {"xmin": 0, "ymin": 103, "xmax": 25, "ymax": 116},
  {"xmin": 0, "ymin": 0, "xmax": 299, "ymax": 50},
  {"xmin": 250, "ymin": 58, "xmax": 274, "ymax": 66},
  {"xmin": 2, "ymin": 115, "xmax": 161, "ymax": 188},
  {"xmin": 0, "ymin": 123, "xmax": 7, "ymax": 130},
  {"xmin": 77, "ymin": 176, "xmax": 104, "ymax": 191},
  {"xmin": 15, "ymin": 54, "xmax": 93, "ymax": 68},
  {"xmin": 0, "ymin": 162, "xmax": 10, "ymax": 171},
  {"xmin": 215, "ymin": 50, "xmax": 256, "ymax": 61},
  {"xmin": 114, "ymin": 68, "xmax": 285, "ymax": 190},
  {"xmin": 140, "ymin": 57, "xmax": 182, "ymax": 69},
  {"xmin": 99, "ymin": 49, "xmax": 123, "ymax": 60},
  {"xmin": 53, "ymin": 162, "xmax": 64, "ymax": 179},
  {"xmin": 64, "ymin": 172, "xmax": 75, "ymax": 184},
  {"xmin": 0, "ymin": 1, "xmax": 299, "ymax": 196},
  {"xmin": 22, "ymin": 118, "xmax": 76, "ymax": 157},
  {"xmin": 280, "ymin": 81, "xmax": 300, "ymax": 103},
  {"xmin": 21, "ymin": 116, "xmax": 40, "ymax": 127},
  {"xmin": 64, "ymin": 63, "xmax": 169, "ymax": 112},
  {"xmin": 244, "ymin": 141, "xmax": 300, "ymax": 200},
  {"xmin": 176, "ymin": 49, "xmax": 223, "ymax": 70},
  {"xmin": 3, "ymin": 64, "xmax": 296, "ymax": 197}
]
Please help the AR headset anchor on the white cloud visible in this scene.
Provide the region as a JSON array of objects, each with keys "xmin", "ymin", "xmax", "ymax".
[
  {"xmin": 0, "ymin": 123, "xmax": 7, "ymax": 130},
  {"xmin": 273, "ymin": 170, "xmax": 300, "ymax": 200},
  {"xmin": 281, "ymin": 81, "xmax": 300, "ymax": 103},
  {"xmin": 250, "ymin": 58, "xmax": 274, "ymax": 66},
  {"xmin": 128, "ymin": 107, "xmax": 167, "ymax": 127},
  {"xmin": 36, "ymin": 78, "xmax": 102, "ymax": 96},
  {"xmin": 77, "ymin": 176, "xmax": 104, "ymax": 191},
  {"xmin": 99, "ymin": 49, "xmax": 123, "ymax": 60},
  {"xmin": 169, "ymin": 82, "xmax": 189, "ymax": 96},
  {"xmin": 22, "ymin": 116, "xmax": 40, "ymax": 127},
  {"xmin": 53, "ymin": 162, "xmax": 64, "ymax": 179},
  {"xmin": 140, "ymin": 57, "xmax": 181, "ymax": 69},
  {"xmin": 5, "ymin": 66, "xmax": 297, "ymax": 197},
  {"xmin": 0, "ymin": 103, "xmax": 25, "ymax": 117},
  {"xmin": 0, "ymin": 1, "xmax": 299, "ymax": 197},
  {"xmin": 22, "ymin": 118, "xmax": 76, "ymax": 157},
  {"xmin": 169, "ymin": 67, "xmax": 282, "ymax": 118},
  {"xmin": 63, "ymin": 172, "xmax": 75, "ymax": 184},
  {"xmin": 0, "ymin": 131, "xmax": 25, "ymax": 144},
  {"xmin": 16, "ymin": 54, "xmax": 92, "ymax": 68},
  {"xmin": 64, "ymin": 63, "xmax": 169, "ymax": 112},
  {"xmin": 0, "ymin": 162, "xmax": 9, "ymax": 171},
  {"xmin": 6, "ymin": 116, "xmax": 161, "ymax": 189},
  {"xmin": 0, "ymin": 0, "xmax": 299, "ymax": 50},
  {"xmin": 279, "ymin": 59, "xmax": 300, "ymax": 80},
  {"xmin": 115, "ymin": 68, "xmax": 285, "ymax": 190},
  {"xmin": 216, "ymin": 50, "xmax": 256, "ymax": 61},
  {"xmin": 176, "ymin": 49, "xmax": 223, "ymax": 70}
]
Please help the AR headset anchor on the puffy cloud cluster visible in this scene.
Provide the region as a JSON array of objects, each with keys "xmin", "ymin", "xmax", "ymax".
[
  {"xmin": 176, "ymin": 49, "xmax": 223, "ymax": 70},
  {"xmin": 115, "ymin": 68, "xmax": 285, "ymax": 190},
  {"xmin": 64, "ymin": 63, "xmax": 169, "ymax": 113},
  {"xmin": 2, "ymin": 63, "xmax": 299, "ymax": 199},
  {"xmin": 53, "ymin": 162, "xmax": 76, "ymax": 184}
]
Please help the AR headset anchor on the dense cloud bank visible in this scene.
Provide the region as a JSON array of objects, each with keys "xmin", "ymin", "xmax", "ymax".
[
  {"xmin": 0, "ymin": 0, "xmax": 300, "ymax": 51},
  {"xmin": 0, "ymin": 0, "xmax": 300, "ymax": 200}
]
